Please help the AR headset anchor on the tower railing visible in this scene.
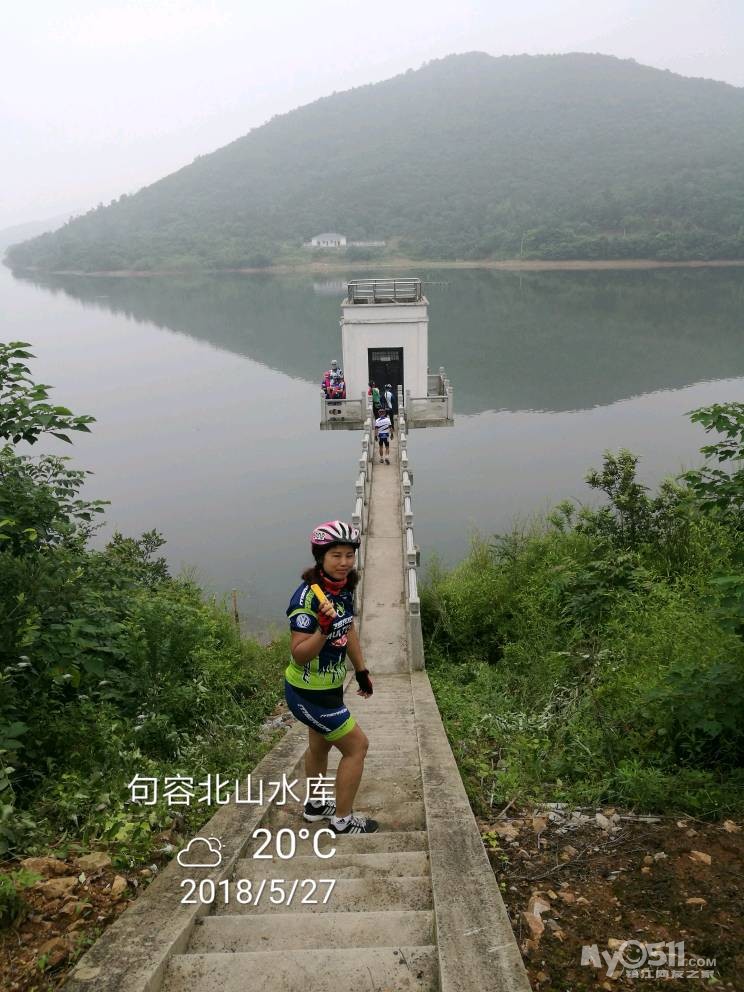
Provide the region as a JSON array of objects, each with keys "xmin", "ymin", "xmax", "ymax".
[{"xmin": 346, "ymin": 278, "xmax": 422, "ymax": 304}]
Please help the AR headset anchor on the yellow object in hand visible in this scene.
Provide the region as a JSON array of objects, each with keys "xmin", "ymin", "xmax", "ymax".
[{"xmin": 311, "ymin": 583, "xmax": 337, "ymax": 617}]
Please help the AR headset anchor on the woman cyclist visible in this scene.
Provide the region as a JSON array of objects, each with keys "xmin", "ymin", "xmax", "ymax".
[{"xmin": 284, "ymin": 520, "xmax": 379, "ymax": 834}]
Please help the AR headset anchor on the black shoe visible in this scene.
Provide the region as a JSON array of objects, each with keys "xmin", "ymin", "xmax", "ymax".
[
  {"xmin": 303, "ymin": 799, "xmax": 336, "ymax": 822},
  {"xmin": 330, "ymin": 812, "xmax": 379, "ymax": 834}
]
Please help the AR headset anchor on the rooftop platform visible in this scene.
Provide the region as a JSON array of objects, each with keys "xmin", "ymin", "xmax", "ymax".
[{"xmin": 346, "ymin": 278, "xmax": 423, "ymax": 304}]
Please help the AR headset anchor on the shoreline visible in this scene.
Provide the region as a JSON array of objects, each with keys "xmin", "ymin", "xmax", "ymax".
[{"xmin": 8, "ymin": 257, "xmax": 744, "ymax": 278}]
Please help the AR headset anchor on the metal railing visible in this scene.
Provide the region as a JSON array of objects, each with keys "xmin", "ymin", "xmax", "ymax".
[
  {"xmin": 351, "ymin": 412, "xmax": 373, "ymax": 620},
  {"xmin": 346, "ymin": 278, "xmax": 423, "ymax": 304},
  {"xmin": 397, "ymin": 407, "xmax": 425, "ymax": 671}
]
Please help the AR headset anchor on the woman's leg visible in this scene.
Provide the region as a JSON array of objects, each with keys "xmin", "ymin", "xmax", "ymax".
[
  {"xmin": 306, "ymin": 727, "xmax": 332, "ymax": 781},
  {"xmin": 332, "ymin": 724, "xmax": 369, "ymax": 817}
]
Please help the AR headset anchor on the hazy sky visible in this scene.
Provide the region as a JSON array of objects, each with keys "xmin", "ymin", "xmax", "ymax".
[{"xmin": 2, "ymin": 0, "xmax": 742, "ymax": 229}]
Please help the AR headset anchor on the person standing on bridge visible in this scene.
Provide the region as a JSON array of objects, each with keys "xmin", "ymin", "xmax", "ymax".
[
  {"xmin": 284, "ymin": 521, "xmax": 379, "ymax": 834},
  {"xmin": 374, "ymin": 408, "xmax": 392, "ymax": 464}
]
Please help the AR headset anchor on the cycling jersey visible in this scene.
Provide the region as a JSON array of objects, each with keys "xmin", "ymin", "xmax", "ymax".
[
  {"xmin": 375, "ymin": 414, "xmax": 391, "ymax": 440},
  {"xmin": 285, "ymin": 581, "xmax": 354, "ymax": 690}
]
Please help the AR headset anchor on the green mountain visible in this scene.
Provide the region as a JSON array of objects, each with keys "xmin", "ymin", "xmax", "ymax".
[{"xmin": 7, "ymin": 52, "xmax": 744, "ymax": 272}]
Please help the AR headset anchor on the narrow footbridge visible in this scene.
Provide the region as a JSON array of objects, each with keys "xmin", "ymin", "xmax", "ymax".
[{"xmin": 65, "ymin": 409, "xmax": 531, "ymax": 992}]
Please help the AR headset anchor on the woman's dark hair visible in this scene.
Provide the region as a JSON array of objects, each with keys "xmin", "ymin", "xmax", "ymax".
[{"xmin": 301, "ymin": 562, "xmax": 359, "ymax": 593}]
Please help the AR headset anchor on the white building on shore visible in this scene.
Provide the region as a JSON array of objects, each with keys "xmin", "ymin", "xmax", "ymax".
[{"xmin": 309, "ymin": 232, "xmax": 347, "ymax": 247}]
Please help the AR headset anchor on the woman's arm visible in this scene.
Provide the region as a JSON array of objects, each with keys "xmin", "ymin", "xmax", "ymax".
[
  {"xmin": 345, "ymin": 622, "xmax": 366, "ymax": 672},
  {"xmin": 290, "ymin": 628, "xmax": 327, "ymax": 664},
  {"xmin": 289, "ymin": 597, "xmax": 336, "ymax": 663}
]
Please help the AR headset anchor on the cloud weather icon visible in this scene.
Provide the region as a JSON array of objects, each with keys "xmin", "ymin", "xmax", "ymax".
[{"xmin": 176, "ymin": 836, "xmax": 223, "ymax": 868}]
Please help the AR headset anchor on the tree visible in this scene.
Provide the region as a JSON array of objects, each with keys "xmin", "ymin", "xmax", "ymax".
[{"xmin": 0, "ymin": 342, "xmax": 95, "ymax": 445}]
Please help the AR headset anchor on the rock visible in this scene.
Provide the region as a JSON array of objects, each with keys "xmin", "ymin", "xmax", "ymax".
[
  {"xmin": 40, "ymin": 899, "xmax": 64, "ymax": 914},
  {"xmin": 557, "ymin": 891, "xmax": 576, "ymax": 904},
  {"xmin": 544, "ymin": 918, "xmax": 562, "ymax": 932},
  {"xmin": 547, "ymin": 889, "xmax": 558, "ymax": 900},
  {"xmin": 689, "ymin": 850, "xmax": 712, "ymax": 865},
  {"xmin": 139, "ymin": 868, "xmax": 153, "ymax": 877},
  {"xmin": 653, "ymin": 852, "xmax": 668, "ymax": 862},
  {"xmin": 110, "ymin": 875, "xmax": 129, "ymax": 900},
  {"xmin": 37, "ymin": 877, "xmax": 78, "ymax": 900},
  {"xmin": 521, "ymin": 910, "xmax": 545, "ymax": 939},
  {"xmin": 552, "ymin": 929, "xmax": 566, "ymax": 942},
  {"xmin": 686, "ymin": 897, "xmax": 707, "ymax": 906},
  {"xmin": 677, "ymin": 820, "xmax": 688, "ymax": 828},
  {"xmin": 560, "ymin": 844, "xmax": 579, "ymax": 861},
  {"xmin": 493, "ymin": 823, "xmax": 520, "ymax": 841},
  {"xmin": 536, "ymin": 971, "xmax": 550, "ymax": 984},
  {"xmin": 76, "ymin": 852, "xmax": 112, "ymax": 872},
  {"xmin": 20, "ymin": 857, "xmax": 69, "ymax": 878},
  {"xmin": 576, "ymin": 896, "xmax": 590, "ymax": 905},
  {"xmin": 722, "ymin": 820, "xmax": 740, "ymax": 833},
  {"xmin": 595, "ymin": 813, "xmax": 612, "ymax": 830},
  {"xmin": 608, "ymin": 938, "xmax": 627, "ymax": 950},
  {"xmin": 686, "ymin": 828, "xmax": 698, "ymax": 837},
  {"xmin": 641, "ymin": 866, "xmax": 652, "ymax": 874},
  {"xmin": 37, "ymin": 936, "xmax": 73, "ymax": 969},
  {"xmin": 521, "ymin": 937, "xmax": 540, "ymax": 956},
  {"xmin": 527, "ymin": 894, "xmax": 551, "ymax": 917},
  {"xmin": 643, "ymin": 855, "xmax": 654, "ymax": 865},
  {"xmin": 532, "ymin": 816, "xmax": 548, "ymax": 833}
]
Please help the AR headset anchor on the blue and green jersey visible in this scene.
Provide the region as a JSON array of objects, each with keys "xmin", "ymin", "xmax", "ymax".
[{"xmin": 285, "ymin": 581, "xmax": 354, "ymax": 690}]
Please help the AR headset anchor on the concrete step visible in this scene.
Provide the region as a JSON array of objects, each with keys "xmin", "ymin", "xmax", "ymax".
[
  {"xmin": 326, "ymin": 748, "xmax": 420, "ymax": 762},
  {"xmin": 188, "ymin": 908, "xmax": 435, "ymax": 953},
  {"xmin": 265, "ymin": 799, "xmax": 426, "ymax": 832},
  {"xmin": 235, "ymin": 850, "xmax": 430, "ymax": 880},
  {"xmin": 211, "ymin": 876, "xmax": 432, "ymax": 915},
  {"xmin": 162, "ymin": 945, "xmax": 439, "ymax": 992},
  {"xmin": 302, "ymin": 765, "xmax": 421, "ymax": 783},
  {"xmin": 266, "ymin": 827, "xmax": 429, "ymax": 858},
  {"xmin": 354, "ymin": 778, "xmax": 422, "ymax": 805}
]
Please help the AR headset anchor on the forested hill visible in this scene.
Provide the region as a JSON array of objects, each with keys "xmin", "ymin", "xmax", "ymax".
[{"xmin": 7, "ymin": 52, "xmax": 744, "ymax": 272}]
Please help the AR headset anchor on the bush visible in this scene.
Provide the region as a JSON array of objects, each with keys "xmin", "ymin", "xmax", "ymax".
[{"xmin": 422, "ymin": 404, "xmax": 744, "ymax": 817}]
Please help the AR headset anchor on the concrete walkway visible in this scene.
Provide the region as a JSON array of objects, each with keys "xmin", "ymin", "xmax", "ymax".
[{"xmin": 66, "ymin": 430, "xmax": 530, "ymax": 992}]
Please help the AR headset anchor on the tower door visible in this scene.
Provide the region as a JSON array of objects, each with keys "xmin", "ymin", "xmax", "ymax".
[{"xmin": 368, "ymin": 348, "xmax": 403, "ymax": 406}]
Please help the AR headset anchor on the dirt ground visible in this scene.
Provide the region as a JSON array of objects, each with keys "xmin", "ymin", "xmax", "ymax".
[{"xmin": 482, "ymin": 804, "xmax": 743, "ymax": 991}]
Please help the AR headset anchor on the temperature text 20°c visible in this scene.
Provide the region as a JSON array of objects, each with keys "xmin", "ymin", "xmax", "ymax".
[{"xmin": 251, "ymin": 827, "xmax": 337, "ymax": 859}]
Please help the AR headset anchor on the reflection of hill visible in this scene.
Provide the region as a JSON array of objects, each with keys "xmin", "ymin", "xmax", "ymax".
[
  {"xmin": 21, "ymin": 272, "xmax": 344, "ymax": 385},
  {"xmin": 16, "ymin": 268, "xmax": 744, "ymax": 413},
  {"xmin": 425, "ymin": 268, "xmax": 744, "ymax": 412}
]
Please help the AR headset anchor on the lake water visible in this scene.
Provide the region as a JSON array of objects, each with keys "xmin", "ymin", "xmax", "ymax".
[{"xmin": 4, "ymin": 265, "xmax": 744, "ymax": 636}]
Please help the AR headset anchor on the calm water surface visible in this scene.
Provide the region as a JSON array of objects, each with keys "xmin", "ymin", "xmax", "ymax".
[{"xmin": 4, "ymin": 265, "xmax": 744, "ymax": 634}]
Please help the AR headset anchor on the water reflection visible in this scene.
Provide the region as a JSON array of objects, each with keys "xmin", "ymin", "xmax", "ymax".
[{"xmin": 15, "ymin": 267, "xmax": 744, "ymax": 413}]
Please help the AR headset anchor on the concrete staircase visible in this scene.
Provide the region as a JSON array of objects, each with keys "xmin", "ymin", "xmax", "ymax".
[
  {"xmin": 65, "ymin": 428, "xmax": 531, "ymax": 992},
  {"xmin": 160, "ymin": 678, "xmax": 438, "ymax": 992}
]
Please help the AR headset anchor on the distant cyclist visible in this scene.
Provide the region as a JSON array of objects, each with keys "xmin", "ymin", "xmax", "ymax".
[
  {"xmin": 284, "ymin": 521, "xmax": 379, "ymax": 834},
  {"xmin": 375, "ymin": 409, "xmax": 392, "ymax": 464}
]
